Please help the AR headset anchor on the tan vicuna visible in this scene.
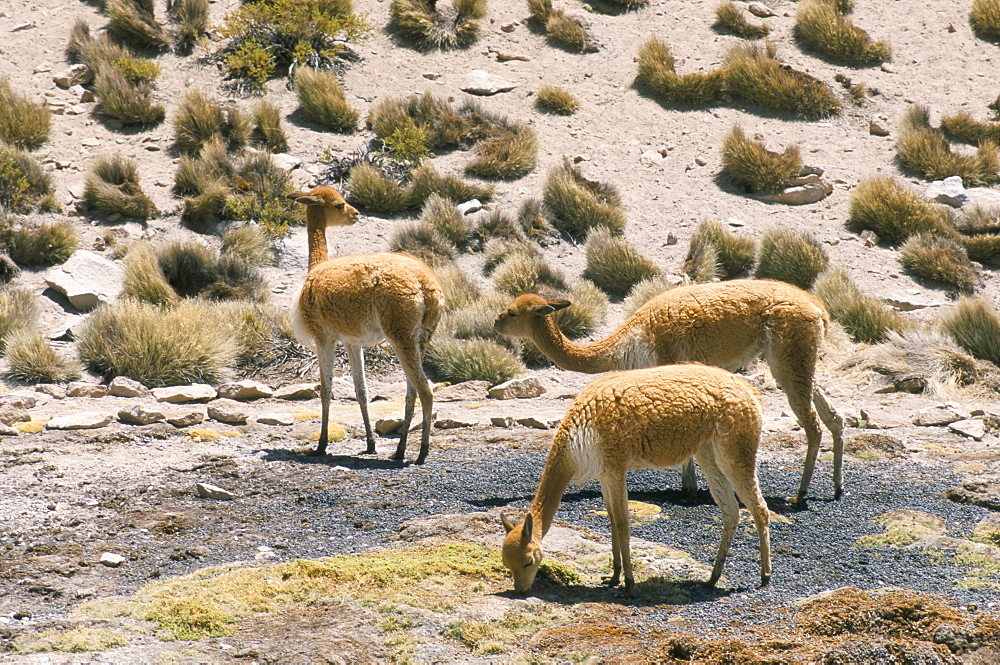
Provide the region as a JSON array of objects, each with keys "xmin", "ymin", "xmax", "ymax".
[
  {"xmin": 501, "ymin": 364, "xmax": 771, "ymax": 595},
  {"xmin": 494, "ymin": 279, "xmax": 844, "ymax": 504},
  {"xmin": 289, "ymin": 186, "xmax": 444, "ymax": 463}
]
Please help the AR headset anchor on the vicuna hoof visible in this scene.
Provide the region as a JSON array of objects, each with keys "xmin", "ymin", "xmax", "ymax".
[{"xmin": 758, "ymin": 574, "xmax": 771, "ymax": 589}]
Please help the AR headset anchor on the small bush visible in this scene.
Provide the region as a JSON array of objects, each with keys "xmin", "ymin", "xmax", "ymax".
[
  {"xmin": 635, "ymin": 37, "xmax": 726, "ymax": 107},
  {"xmin": 685, "ymin": 241, "xmax": 720, "ymax": 283},
  {"xmin": 940, "ymin": 111, "xmax": 1000, "ymax": 146},
  {"xmin": 435, "ymin": 262, "xmax": 480, "ymax": 311},
  {"xmin": 419, "ymin": 194, "xmax": 469, "ymax": 248},
  {"xmin": 169, "ymin": 0, "xmax": 209, "ymax": 53},
  {"xmin": 77, "ymin": 299, "xmax": 237, "ymax": 386},
  {"xmin": 897, "ymin": 106, "xmax": 1000, "ymax": 186},
  {"xmin": 389, "ymin": 0, "xmax": 486, "ymax": 50},
  {"xmin": 69, "ymin": 20, "xmax": 131, "ymax": 74},
  {"xmin": 215, "ymin": 301, "xmax": 306, "ymax": 379},
  {"xmin": 94, "ymin": 67, "xmax": 165, "ymax": 126},
  {"xmin": 543, "ymin": 161, "xmax": 626, "ymax": 240},
  {"xmin": 813, "ymin": 267, "xmax": 906, "ymax": 344},
  {"xmin": 0, "ymin": 144, "xmax": 53, "ymax": 212},
  {"xmin": 408, "ymin": 162, "xmax": 495, "ymax": 209},
  {"xmin": 441, "ymin": 291, "xmax": 515, "ymax": 349},
  {"xmin": 389, "ymin": 222, "xmax": 455, "ymax": 266},
  {"xmin": 899, "ymin": 234, "xmax": 979, "ymax": 292},
  {"xmin": 250, "ymin": 100, "xmax": 288, "ymax": 152},
  {"xmin": 105, "ymin": 0, "xmax": 170, "ymax": 51},
  {"xmin": 517, "ymin": 198, "xmax": 554, "ymax": 240},
  {"xmin": 121, "ymin": 241, "xmax": 179, "ymax": 307},
  {"xmin": 425, "ymin": 336, "xmax": 524, "ymax": 385},
  {"xmin": 529, "ymin": 0, "xmax": 596, "ymax": 53},
  {"xmin": 755, "ymin": 228, "xmax": 829, "ymax": 290},
  {"xmin": 470, "ymin": 209, "xmax": 525, "ymax": 250},
  {"xmin": 465, "ymin": 123, "xmax": 538, "ymax": 180},
  {"xmin": 381, "ymin": 125, "xmax": 433, "ymax": 166},
  {"xmin": 0, "ymin": 77, "xmax": 51, "ymax": 151},
  {"xmin": 0, "ymin": 254, "xmax": 20, "ymax": 285},
  {"xmin": 483, "ymin": 237, "xmax": 539, "ymax": 275},
  {"xmin": 174, "ymin": 89, "xmax": 249, "ymax": 155},
  {"xmin": 721, "ymin": 125, "xmax": 802, "ymax": 193},
  {"xmin": 4, "ymin": 220, "xmax": 79, "ymax": 268},
  {"xmin": 938, "ymin": 297, "xmax": 1000, "ymax": 367},
  {"xmin": 715, "ymin": 1, "xmax": 772, "ymax": 39},
  {"xmin": 155, "ymin": 240, "xmax": 267, "ymax": 302},
  {"xmin": 847, "ymin": 175, "xmax": 947, "ymax": 244},
  {"xmin": 723, "ymin": 41, "xmax": 842, "ymax": 118},
  {"xmin": 83, "ymin": 154, "xmax": 158, "ymax": 219},
  {"xmin": 493, "ymin": 253, "xmax": 567, "ymax": 296},
  {"xmin": 368, "ymin": 93, "xmax": 472, "ymax": 148},
  {"xmin": 536, "ymin": 86, "xmax": 579, "ymax": 115},
  {"xmin": 294, "ymin": 67, "xmax": 359, "ymax": 133},
  {"xmin": 685, "ymin": 218, "xmax": 756, "ymax": 279},
  {"xmin": 794, "ymin": 0, "xmax": 891, "ymax": 66},
  {"xmin": 552, "ymin": 280, "xmax": 609, "ymax": 339},
  {"xmin": 0, "ymin": 287, "xmax": 40, "ymax": 351},
  {"xmin": 971, "ymin": 0, "xmax": 1000, "ymax": 40},
  {"xmin": 347, "ymin": 162, "xmax": 410, "ymax": 214},
  {"xmin": 221, "ymin": 224, "xmax": 274, "ymax": 267},
  {"xmin": 4, "ymin": 329, "xmax": 81, "ymax": 384},
  {"xmin": 623, "ymin": 275, "xmax": 679, "ymax": 316},
  {"xmin": 582, "ymin": 228, "xmax": 661, "ymax": 299}
]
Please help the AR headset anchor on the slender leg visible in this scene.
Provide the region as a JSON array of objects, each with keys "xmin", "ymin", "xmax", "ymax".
[
  {"xmin": 718, "ymin": 448, "xmax": 772, "ymax": 589},
  {"xmin": 391, "ymin": 341, "xmax": 435, "ymax": 464},
  {"xmin": 394, "ymin": 382, "xmax": 416, "ymax": 462},
  {"xmin": 600, "ymin": 475, "xmax": 634, "ymax": 595},
  {"xmin": 769, "ymin": 356, "xmax": 822, "ymax": 504},
  {"xmin": 311, "ymin": 343, "xmax": 335, "ymax": 456},
  {"xmin": 813, "ymin": 386, "xmax": 845, "ymax": 499},
  {"xmin": 695, "ymin": 443, "xmax": 739, "ymax": 587},
  {"xmin": 345, "ymin": 344, "xmax": 376, "ymax": 454},
  {"xmin": 680, "ymin": 459, "xmax": 698, "ymax": 497}
]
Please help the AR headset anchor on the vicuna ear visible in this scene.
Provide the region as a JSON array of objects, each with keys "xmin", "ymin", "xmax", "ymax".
[
  {"xmin": 531, "ymin": 300, "xmax": 572, "ymax": 316},
  {"xmin": 287, "ymin": 193, "xmax": 321, "ymax": 205},
  {"xmin": 501, "ymin": 513, "xmax": 516, "ymax": 533},
  {"xmin": 522, "ymin": 512, "xmax": 534, "ymax": 541}
]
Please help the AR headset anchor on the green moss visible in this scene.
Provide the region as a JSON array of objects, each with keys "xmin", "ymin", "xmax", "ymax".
[{"xmin": 854, "ymin": 510, "xmax": 946, "ymax": 548}]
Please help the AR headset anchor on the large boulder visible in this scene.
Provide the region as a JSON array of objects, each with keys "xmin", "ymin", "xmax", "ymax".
[{"xmin": 44, "ymin": 250, "xmax": 123, "ymax": 311}]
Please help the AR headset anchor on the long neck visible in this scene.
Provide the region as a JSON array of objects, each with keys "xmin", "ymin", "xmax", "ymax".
[
  {"xmin": 529, "ymin": 316, "xmax": 621, "ymax": 374},
  {"xmin": 305, "ymin": 208, "xmax": 329, "ymax": 270},
  {"xmin": 528, "ymin": 438, "xmax": 578, "ymax": 538}
]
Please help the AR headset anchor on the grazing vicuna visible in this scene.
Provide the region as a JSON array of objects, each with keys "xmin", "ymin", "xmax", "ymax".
[
  {"xmin": 289, "ymin": 186, "xmax": 444, "ymax": 463},
  {"xmin": 501, "ymin": 364, "xmax": 771, "ymax": 595},
  {"xmin": 494, "ymin": 279, "xmax": 844, "ymax": 503}
]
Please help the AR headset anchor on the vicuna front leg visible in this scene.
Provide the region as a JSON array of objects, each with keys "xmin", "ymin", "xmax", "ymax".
[
  {"xmin": 345, "ymin": 344, "xmax": 377, "ymax": 455},
  {"xmin": 599, "ymin": 476, "xmax": 634, "ymax": 593}
]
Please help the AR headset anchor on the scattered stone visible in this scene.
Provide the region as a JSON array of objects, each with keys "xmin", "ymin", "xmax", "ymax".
[
  {"xmin": 66, "ymin": 381, "xmax": 109, "ymax": 398},
  {"xmin": 434, "ymin": 380, "xmax": 491, "ymax": 402},
  {"xmin": 0, "ymin": 408, "xmax": 29, "ymax": 426},
  {"xmin": 274, "ymin": 383, "xmax": 320, "ymax": 400},
  {"xmin": 857, "ymin": 407, "xmax": 910, "ymax": 429},
  {"xmin": 435, "ymin": 418, "xmax": 478, "ymax": 429},
  {"xmin": 859, "ymin": 229, "xmax": 879, "ymax": 247},
  {"xmin": 0, "ymin": 394, "xmax": 37, "ymax": 410},
  {"xmin": 799, "ymin": 164, "xmax": 824, "ymax": 176},
  {"xmin": 727, "ymin": 217, "xmax": 745, "ymax": 227},
  {"xmin": 456, "ymin": 199, "xmax": 483, "ymax": 215},
  {"xmin": 118, "ymin": 404, "xmax": 167, "ymax": 425},
  {"xmin": 375, "ymin": 413, "xmax": 436, "ymax": 435},
  {"xmin": 666, "ymin": 233, "xmax": 678, "ymax": 245},
  {"xmin": 925, "ymin": 175, "xmax": 970, "ymax": 208},
  {"xmin": 269, "ymin": 153, "xmax": 301, "ymax": 171},
  {"xmin": 501, "ymin": 21, "xmax": 518, "ymax": 32},
  {"xmin": 496, "ymin": 52, "xmax": 530, "ymax": 62},
  {"xmin": 515, "ymin": 416, "xmax": 550, "ymax": 430},
  {"xmin": 208, "ymin": 399, "xmax": 249, "ymax": 425},
  {"xmin": 99, "ymin": 552, "xmax": 126, "ymax": 567},
  {"xmin": 422, "ymin": 72, "xmax": 441, "ymax": 80},
  {"xmin": 943, "ymin": 481, "xmax": 1000, "ymax": 511},
  {"xmin": 69, "ymin": 85, "xmax": 95, "ymax": 103},
  {"xmin": 882, "ymin": 293, "xmax": 943, "ymax": 311},
  {"xmin": 165, "ymin": 408, "xmax": 206, "ymax": 428},
  {"xmin": 490, "ymin": 416, "xmax": 515, "ymax": 427},
  {"xmin": 758, "ymin": 180, "xmax": 833, "ymax": 205},
  {"xmin": 46, "ymin": 412, "xmax": 114, "ymax": 430},
  {"xmin": 869, "ymin": 118, "xmax": 890, "ymax": 136},
  {"xmin": 43, "ymin": 250, "xmax": 124, "ymax": 311},
  {"xmin": 461, "ymin": 69, "xmax": 517, "ymax": 96},
  {"xmin": 949, "ymin": 418, "xmax": 985, "ymax": 441},
  {"xmin": 152, "ymin": 384, "xmax": 217, "ymax": 403},
  {"xmin": 488, "ymin": 377, "xmax": 545, "ymax": 399},
  {"xmin": 256, "ymin": 412, "xmax": 295, "ymax": 426},
  {"xmin": 196, "ymin": 483, "xmax": 235, "ymax": 501},
  {"xmin": 34, "ymin": 384, "xmax": 66, "ymax": 399},
  {"xmin": 747, "ymin": 2, "xmax": 776, "ymax": 17},
  {"xmin": 913, "ymin": 405, "xmax": 963, "ymax": 427},
  {"xmin": 109, "ymin": 376, "xmax": 151, "ymax": 398},
  {"xmin": 639, "ymin": 150, "xmax": 667, "ymax": 167},
  {"xmin": 217, "ymin": 379, "xmax": 273, "ymax": 401},
  {"xmin": 880, "ymin": 63, "xmax": 895, "ymax": 74}
]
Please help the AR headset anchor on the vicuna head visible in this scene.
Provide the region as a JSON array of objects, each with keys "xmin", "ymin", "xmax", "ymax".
[
  {"xmin": 287, "ymin": 185, "xmax": 359, "ymax": 227},
  {"xmin": 501, "ymin": 512, "xmax": 544, "ymax": 593},
  {"xmin": 494, "ymin": 294, "xmax": 571, "ymax": 337}
]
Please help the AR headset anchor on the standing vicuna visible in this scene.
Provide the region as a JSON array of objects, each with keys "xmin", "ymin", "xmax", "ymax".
[
  {"xmin": 289, "ymin": 186, "xmax": 444, "ymax": 463},
  {"xmin": 494, "ymin": 279, "xmax": 844, "ymax": 504},
  {"xmin": 501, "ymin": 364, "xmax": 771, "ymax": 595}
]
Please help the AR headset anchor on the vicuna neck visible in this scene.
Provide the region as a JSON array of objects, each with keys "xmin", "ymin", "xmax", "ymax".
[
  {"xmin": 530, "ymin": 316, "xmax": 620, "ymax": 374},
  {"xmin": 528, "ymin": 441, "xmax": 577, "ymax": 539},
  {"xmin": 305, "ymin": 207, "xmax": 329, "ymax": 270}
]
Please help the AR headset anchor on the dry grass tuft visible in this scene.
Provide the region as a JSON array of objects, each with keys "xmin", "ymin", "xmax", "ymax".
[
  {"xmin": 623, "ymin": 275, "xmax": 681, "ymax": 316},
  {"xmin": 897, "ymin": 106, "xmax": 1000, "ymax": 186},
  {"xmin": 813, "ymin": 267, "xmax": 907, "ymax": 344},
  {"xmin": 250, "ymin": 100, "xmax": 289, "ymax": 152},
  {"xmin": 157, "ymin": 240, "xmax": 267, "ymax": 302},
  {"xmin": 583, "ymin": 228, "xmax": 661, "ymax": 299},
  {"xmin": 408, "ymin": 162, "xmax": 495, "ymax": 209},
  {"xmin": 552, "ymin": 280, "xmax": 609, "ymax": 339},
  {"xmin": 899, "ymin": 234, "xmax": 979, "ymax": 292},
  {"xmin": 346, "ymin": 162, "xmax": 410, "ymax": 214},
  {"xmin": 389, "ymin": 0, "xmax": 486, "ymax": 50},
  {"xmin": 425, "ymin": 336, "xmax": 524, "ymax": 386},
  {"xmin": 794, "ymin": 0, "xmax": 891, "ymax": 66},
  {"xmin": 4, "ymin": 329, "xmax": 81, "ymax": 384},
  {"xmin": 721, "ymin": 125, "xmax": 802, "ymax": 193},
  {"xmin": 723, "ymin": 41, "xmax": 842, "ymax": 118},
  {"xmin": 685, "ymin": 218, "xmax": 756, "ymax": 279},
  {"xmin": 105, "ymin": 0, "xmax": 170, "ymax": 51},
  {"xmin": 535, "ymin": 86, "xmax": 580, "ymax": 115},
  {"xmin": 0, "ymin": 287, "xmax": 40, "ymax": 351},
  {"xmin": 221, "ymin": 224, "xmax": 274, "ymax": 267},
  {"xmin": 635, "ymin": 37, "xmax": 726, "ymax": 107},
  {"xmin": 434, "ymin": 262, "xmax": 481, "ymax": 312},
  {"xmin": 686, "ymin": 241, "xmax": 720, "ymax": 283},
  {"xmin": 83, "ymin": 154, "xmax": 158, "ymax": 219},
  {"xmin": 294, "ymin": 67, "xmax": 359, "ymax": 133},
  {"xmin": 3, "ymin": 220, "xmax": 78, "ymax": 268},
  {"xmin": 971, "ymin": 0, "xmax": 1000, "ymax": 40},
  {"xmin": 483, "ymin": 237, "xmax": 540, "ymax": 275},
  {"xmin": 543, "ymin": 161, "xmax": 626, "ymax": 240},
  {"xmin": 169, "ymin": 0, "xmax": 209, "ymax": 53},
  {"xmin": 714, "ymin": 1, "xmax": 772, "ymax": 39},
  {"xmin": 368, "ymin": 92, "xmax": 471, "ymax": 148},
  {"xmin": 0, "ymin": 144, "xmax": 53, "ymax": 213},
  {"xmin": 528, "ymin": 0, "xmax": 597, "ymax": 53},
  {"xmin": 465, "ymin": 122, "xmax": 538, "ymax": 180},
  {"xmin": 755, "ymin": 228, "xmax": 829, "ymax": 290},
  {"xmin": 93, "ymin": 67, "xmax": 165, "ymax": 126},
  {"xmin": 937, "ymin": 296, "xmax": 1000, "ymax": 367},
  {"xmin": 493, "ymin": 252, "xmax": 568, "ymax": 296},
  {"xmin": 418, "ymin": 194, "xmax": 470, "ymax": 248},
  {"xmin": 847, "ymin": 175, "xmax": 947, "ymax": 244},
  {"xmin": 941, "ymin": 111, "xmax": 1000, "ymax": 146},
  {"xmin": 470, "ymin": 209, "xmax": 524, "ymax": 250},
  {"xmin": 120, "ymin": 241, "xmax": 179, "ymax": 307},
  {"xmin": 389, "ymin": 221, "xmax": 455, "ymax": 266},
  {"xmin": 0, "ymin": 77, "xmax": 51, "ymax": 151}
]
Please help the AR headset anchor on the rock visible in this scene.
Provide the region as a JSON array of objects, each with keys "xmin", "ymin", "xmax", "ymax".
[
  {"xmin": 925, "ymin": 176, "xmax": 970, "ymax": 208},
  {"xmin": 913, "ymin": 405, "xmax": 963, "ymax": 427},
  {"xmin": 47, "ymin": 412, "xmax": 114, "ymax": 430},
  {"xmin": 0, "ymin": 394, "xmax": 37, "ymax": 410},
  {"xmin": 99, "ymin": 552, "xmax": 126, "ymax": 567},
  {"xmin": 0, "ymin": 408, "xmax": 30, "ymax": 426},
  {"xmin": 256, "ymin": 412, "xmax": 295, "ymax": 426},
  {"xmin": 12, "ymin": 21, "xmax": 36, "ymax": 32},
  {"xmin": 880, "ymin": 63, "xmax": 895, "ymax": 73},
  {"xmin": 152, "ymin": 384, "xmax": 218, "ymax": 403},
  {"xmin": 274, "ymin": 383, "xmax": 320, "ymax": 400},
  {"xmin": 858, "ymin": 407, "xmax": 910, "ymax": 429},
  {"xmin": 434, "ymin": 380, "xmax": 491, "ymax": 402},
  {"xmin": 0, "ymin": 423, "xmax": 19, "ymax": 436},
  {"xmin": 434, "ymin": 418, "xmax": 479, "ymax": 429},
  {"xmin": 747, "ymin": 2, "xmax": 776, "ymax": 17},
  {"xmin": 496, "ymin": 52, "xmax": 530, "ymax": 62},
  {"xmin": 217, "ymin": 380, "xmax": 273, "ymax": 401},
  {"xmin": 869, "ymin": 118, "xmax": 890, "ymax": 136},
  {"xmin": 490, "ymin": 416, "xmax": 515, "ymax": 427},
  {"xmin": 165, "ymin": 408, "xmax": 205, "ymax": 428},
  {"xmin": 727, "ymin": 217, "xmax": 745, "ymax": 227},
  {"xmin": 456, "ymin": 199, "xmax": 483, "ymax": 215},
  {"xmin": 666, "ymin": 233, "xmax": 678, "ymax": 245},
  {"xmin": 108, "ymin": 376, "xmax": 151, "ymax": 398},
  {"xmin": 53, "ymin": 64, "xmax": 91, "ymax": 89},
  {"xmin": 375, "ymin": 413, "xmax": 436, "ymax": 435},
  {"xmin": 34, "ymin": 384, "xmax": 66, "ymax": 399},
  {"xmin": 943, "ymin": 481, "xmax": 1000, "ymax": 511},
  {"xmin": 882, "ymin": 293, "xmax": 944, "ymax": 311},
  {"xmin": 859, "ymin": 229, "xmax": 879, "ymax": 247},
  {"xmin": 515, "ymin": 416, "xmax": 550, "ymax": 429},
  {"xmin": 639, "ymin": 150, "xmax": 667, "ymax": 167},
  {"xmin": 461, "ymin": 70, "xmax": 517, "ymax": 96},
  {"xmin": 422, "ymin": 71, "xmax": 441, "ymax": 80},
  {"xmin": 949, "ymin": 418, "xmax": 985, "ymax": 440},
  {"xmin": 118, "ymin": 404, "xmax": 167, "ymax": 426},
  {"xmin": 66, "ymin": 381, "xmax": 109, "ymax": 398},
  {"xmin": 269, "ymin": 153, "xmax": 301, "ymax": 171},
  {"xmin": 44, "ymin": 250, "xmax": 123, "ymax": 311},
  {"xmin": 196, "ymin": 483, "xmax": 235, "ymax": 501},
  {"xmin": 500, "ymin": 21, "xmax": 519, "ymax": 32},
  {"xmin": 488, "ymin": 377, "xmax": 545, "ymax": 399},
  {"xmin": 207, "ymin": 399, "xmax": 249, "ymax": 425},
  {"xmin": 966, "ymin": 186, "xmax": 1000, "ymax": 210},
  {"xmin": 758, "ymin": 180, "xmax": 833, "ymax": 205}
]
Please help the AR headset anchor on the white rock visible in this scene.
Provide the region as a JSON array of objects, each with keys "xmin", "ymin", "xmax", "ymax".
[
  {"xmin": 747, "ymin": 2, "xmax": 776, "ymax": 17},
  {"xmin": 422, "ymin": 72, "xmax": 442, "ymax": 80},
  {"xmin": 925, "ymin": 176, "xmax": 969, "ymax": 208},
  {"xmin": 66, "ymin": 381, "xmax": 109, "ymax": 398},
  {"xmin": 44, "ymin": 250, "xmax": 123, "ymax": 311},
  {"xmin": 269, "ymin": 153, "xmax": 302, "ymax": 171},
  {"xmin": 515, "ymin": 417, "xmax": 550, "ymax": 430},
  {"xmin": 461, "ymin": 69, "xmax": 518, "ymax": 96},
  {"xmin": 217, "ymin": 379, "xmax": 273, "ymax": 401},
  {"xmin": 639, "ymin": 150, "xmax": 667, "ymax": 167},
  {"xmin": 434, "ymin": 418, "xmax": 479, "ymax": 429},
  {"xmin": 949, "ymin": 418, "xmax": 985, "ymax": 441},
  {"xmin": 152, "ymin": 384, "xmax": 218, "ymax": 403},
  {"xmin": 109, "ymin": 376, "xmax": 151, "ymax": 398},
  {"xmin": 869, "ymin": 118, "xmax": 890, "ymax": 136},
  {"xmin": 118, "ymin": 404, "xmax": 167, "ymax": 425},
  {"xmin": 490, "ymin": 416, "xmax": 516, "ymax": 427},
  {"xmin": 256, "ymin": 412, "xmax": 295, "ymax": 426},
  {"xmin": 165, "ymin": 408, "xmax": 205, "ymax": 427},
  {"xmin": 434, "ymin": 380, "xmax": 491, "ymax": 401},
  {"xmin": 196, "ymin": 483, "xmax": 235, "ymax": 500},
  {"xmin": 99, "ymin": 552, "xmax": 126, "ymax": 567},
  {"xmin": 207, "ymin": 399, "xmax": 249, "ymax": 425},
  {"xmin": 456, "ymin": 199, "xmax": 483, "ymax": 215},
  {"xmin": 47, "ymin": 412, "xmax": 114, "ymax": 430},
  {"xmin": 758, "ymin": 181, "xmax": 833, "ymax": 205},
  {"xmin": 274, "ymin": 383, "xmax": 320, "ymax": 400},
  {"xmin": 488, "ymin": 377, "xmax": 545, "ymax": 399},
  {"xmin": 913, "ymin": 405, "xmax": 963, "ymax": 427},
  {"xmin": 882, "ymin": 294, "xmax": 944, "ymax": 311}
]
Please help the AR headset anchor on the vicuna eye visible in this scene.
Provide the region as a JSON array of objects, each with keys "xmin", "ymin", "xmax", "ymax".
[
  {"xmin": 335, "ymin": 203, "xmax": 345, "ymax": 210},
  {"xmin": 524, "ymin": 562, "xmax": 533, "ymax": 568}
]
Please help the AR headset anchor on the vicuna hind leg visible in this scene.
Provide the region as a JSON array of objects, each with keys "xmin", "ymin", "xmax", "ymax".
[
  {"xmin": 813, "ymin": 387, "xmax": 845, "ymax": 499},
  {"xmin": 695, "ymin": 443, "xmax": 741, "ymax": 587},
  {"xmin": 720, "ymin": 449, "xmax": 771, "ymax": 589},
  {"xmin": 769, "ymin": 347, "xmax": 823, "ymax": 504},
  {"xmin": 345, "ymin": 344, "xmax": 377, "ymax": 455},
  {"xmin": 391, "ymin": 340, "xmax": 434, "ymax": 464},
  {"xmin": 679, "ymin": 459, "xmax": 698, "ymax": 497}
]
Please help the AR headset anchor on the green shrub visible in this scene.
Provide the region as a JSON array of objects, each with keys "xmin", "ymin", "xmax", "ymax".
[
  {"xmin": 847, "ymin": 175, "xmax": 947, "ymax": 244},
  {"xmin": 722, "ymin": 125, "xmax": 802, "ymax": 193},
  {"xmin": 4, "ymin": 329, "xmax": 81, "ymax": 384},
  {"xmin": 794, "ymin": 0, "xmax": 891, "ymax": 66},
  {"xmin": 173, "ymin": 89, "xmax": 249, "ymax": 155},
  {"xmin": 813, "ymin": 267, "xmax": 906, "ymax": 344},
  {"xmin": 105, "ymin": 0, "xmax": 170, "ymax": 51},
  {"xmin": 723, "ymin": 41, "xmax": 842, "ymax": 118},
  {"xmin": 493, "ymin": 253, "xmax": 567, "ymax": 296},
  {"xmin": 582, "ymin": 228, "xmax": 661, "ymax": 299},
  {"xmin": 294, "ymin": 67, "xmax": 359, "ymax": 133},
  {"xmin": 938, "ymin": 297, "xmax": 1000, "ymax": 367},
  {"xmin": 77, "ymin": 299, "xmax": 237, "ymax": 386},
  {"xmin": 169, "ymin": 0, "xmax": 209, "ymax": 53},
  {"xmin": 94, "ymin": 67, "xmax": 165, "ymax": 126},
  {"xmin": 425, "ymin": 337, "xmax": 524, "ymax": 385},
  {"xmin": 83, "ymin": 154, "xmax": 157, "ymax": 219},
  {"xmin": 715, "ymin": 1, "xmax": 772, "ymax": 39},
  {"xmin": 368, "ymin": 93, "xmax": 472, "ymax": 148},
  {"xmin": 0, "ymin": 144, "xmax": 53, "ymax": 213},
  {"xmin": 408, "ymin": 162, "xmax": 495, "ymax": 209},
  {"xmin": 536, "ymin": 86, "xmax": 579, "ymax": 115},
  {"xmin": 685, "ymin": 218, "xmax": 756, "ymax": 279},
  {"xmin": 755, "ymin": 228, "xmax": 829, "ymax": 290},
  {"xmin": 897, "ymin": 106, "xmax": 1000, "ymax": 185},
  {"xmin": 419, "ymin": 194, "xmax": 469, "ymax": 248},
  {"xmin": 971, "ymin": 0, "xmax": 1000, "ymax": 40},
  {"xmin": 389, "ymin": 222, "xmax": 455, "ymax": 266},
  {"xmin": 899, "ymin": 234, "xmax": 979, "ymax": 292},
  {"xmin": 389, "ymin": 0, "xmax": 486, "ymax": 50},
  {"xmin": 4, "ymin": 220, "xmax": 78, "ymax": 268},
  {"xmin": 623, "ymin": 275, "xmax": 679, "ymax": 316},
  {"xmin": 543, "ymin": 161, "xmax": 626, "ymax": 240},
  {"xmin": 635, "ymin": 37, "xmax": 726, "ymax": 107},
  {"xmin": 0, "ymin": 287, "xmax": 40, "ymax": 351},
  {"xmin": 0, "ymin": 77, "xmax": 50, "ymax": 151}
]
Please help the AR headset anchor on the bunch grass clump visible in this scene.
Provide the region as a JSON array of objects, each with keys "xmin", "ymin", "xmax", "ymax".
[
  {"xmin": 408, "ymin": 162, "xmax": 495, "ymax": 208},
  {"xmin": 221, "ymin": 224, "xmax": 274, "ymax": 267},
  {"xmin": 0, "ymin": 144, "xmax": 53, "ymax": 213},
  {"xmin": 120, "ymin": 241, "xmax": 179, "ymax": 307},
  {"xmin": 0, "ymin": 286, "xmax": 40, "ymax": 351},
  {"xmin": 536, "ymin": 86, "xmax": 579, "ymax": 115},
  {"xmin": 389, "ymin": 221, "xmax": 455, "ymax": 266},
  {"xmin": 900, "ymin": 234, "xmax": 979, "ymax": 292},
  {"xmin": 794, "ymin": 0, "xmax": 891, "ymax": 66},
  {"xmin": 83, "ymin": 154, "xmax": 158, "ymax": 219},
  {"xmin": 346, "ymin": 162, "xmax": 410, "ymax": 214},
  {"xmin": 543, "ymin": 161, "xmax": 627, "ymax": 240},
  {"xmin": 528, "ymin": 0, "xmax": 597, "ymax": 53},
  {"xmin": 294, "ymin": 67, "xmax": 359, "ymax": 133},
  {"xmin": 813, "ymin": 267, "xmax": 907, "ymax": 344},
  {"xmin": 755, "ymin": 228, "xmax": 829, "ymax": 290},
  {"xmin": 389, "ymin": 0, "xmax": 486, "ymax": 50},
  {"xmin": 635, "ymin": 37, "xmax": 726, "ymax": 107},
  {"xmin": 552, "ymin": 280, "xmax": 609, "ymax": 339},
  {"xmin": 0, "ymin": 77, "xmax": 51, "ymax": 151},
  {"xmin": 723, "ymin": 41, "xmax": 842, "ymax": 118},
  {"xmin": 464, "ymin": 122, "xmax": 537, "ymax": 180},
  {"xmin": 156, "ymin": 240, "xmax": 267, "ymax": 302},
  {"xmin": 582, "ymin": 228, "xmax": 661, "ymax": 299},
  {"xmin": 169, "ymin": 0, "xmax": 210, "ymax": 54},
  {"xmin": 250, "ymin": 100, "xmax": 288, "ymax": 152},
  {"xmin": 214, "ymin": 300, "xmax": 307, "ymax": 379},
  {"xmin": 483, "ymin": 238, "xmax": 540, "ymax": 275},
  {"xmin": 685, "ymin": 218, "xmax": 756, "ymax": 279},
  {"xmin": 173, "ymin": 89, "xmax": 251, "ymax": 155},
  {"xmin": 105, "ymin": 0, "xmax": 170, "ymax": 51},
  {"xmin": 971, "ymin": 0, "xmax": 1000, "ymax": 40},
  {"xmin": 470, "ymin": 210, "xmax": 524, "ymax": 251},
  {"xmin": 624, "ymin": 274, "xmax": 679, "ymax": 316},
  {"xmin": 721, "ymin": 125, "xmax": 802, "ymax": 193},
  {"xmin": 3, "ymin": 220, "xmax": 79, "ymax": 268},
  {"xmin": 897, "ymin": 106, "xmax": 1000, "ymax": 186},
  {"xmin": 952, "ymin": 205, "xmax": 1000, "ymax": 262},
  {"xmin": 685, "ymin": 242, "xmax": 719, "ymax": 283},
  {"xmin": 493, "ymin": 252, "xmax": 568, "ymax": 296},
  {"xmin": 847, "ymin": 175, "xmax": 947, "ymax": 244},
  {"xmin": 419, "ymin": 194, "xmax": 470, "ymax": 248},
  {"xmin": 940, "ymin": 111, "xmax": 1000, "ymax": 146},
  {"xmin": 715, "ymin": 1, "xmax": 772, "ymax": 39},
  {"xmin": 434, "ymin": 262, "xmax": 481, "ymax": 312},
  {"xmin": 937, "ymin": 297, "xmax": 1000, "ymax": 367},
  {"xmin": 93, "ymin": 67, "xmax": 166, "ymax": 126},
  {"xmin": 4, "ymin": 330, "xmax": 81, "ymax": 384},
  {"xmin": 425, "ymin": 336, "xmax": 524, "ymax": 385},
  {"xmin": 77, "ymin": 299, "xmax": 237, "ymax": 386}
]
